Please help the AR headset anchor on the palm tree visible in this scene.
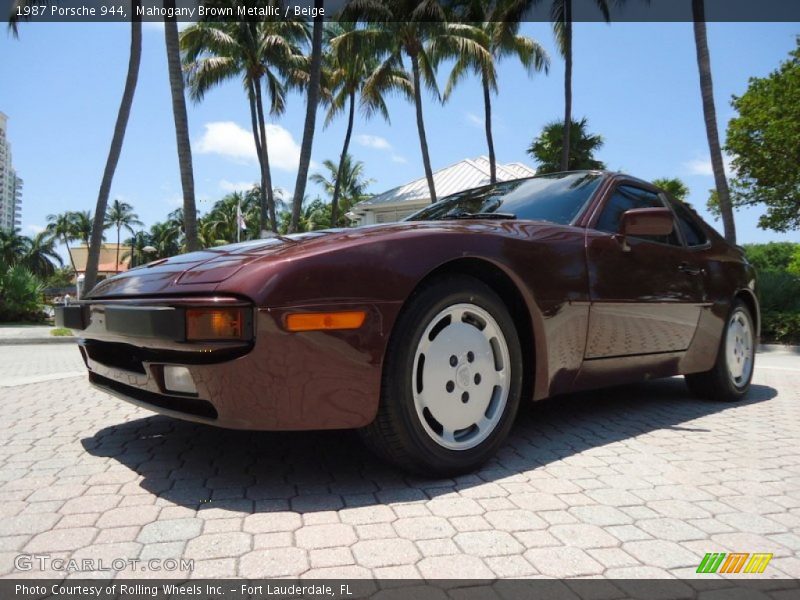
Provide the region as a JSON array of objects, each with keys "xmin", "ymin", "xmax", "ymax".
[
  {"xmin": 499, "ymin": 0, "xmax": 612, "ymax": 172},
  {"xmin": 70, "ymin": 211, "xmax": 95, "ymax": 247},
  {"xmin": 10, "ymin": 0, "xmax": 143, "ymax": 294},
  {"xmin": 182, "ymin": 12, "xmax": 310, "ymax": 233},
  {"xmin": 290, "ymin": 0, "xmax": 325, "ymax": 232},
  {"xmin": 692, "ymin": 0, "xmax": 736, "ymax": 244},
  {"xmin": 310, "ymin": 155, "xmax": 373, "ymax": 226},
  {"xmin": 164, "ymin": 0, "xmax": 199, "ymax": 252},
  {"xmin": 342, "ymin": 0, "xmax": 491, "ymax": 204},
  {"xmin": 21, "ymin": 232, "xmax": 63, "ymax": 279},
  {"xmin": 83, "ymin": 1, "xmax": 142, "ymax": 293},
  {"xmin": 105, "ymin": 199, "xmax": 143, "ymax": 273},
  {"xmin": 149, "ymin": 221, "xmax": 182, "ymax": 258},
  {"xmin": 441, "ymin": 14, "xmax": 549, "ymax": 183},
  {"xmin": 326, "ymin": 22, "xmax": 396, "ymax": 225},
  {"xmin": 0, "ymin": 229, "xmax": 27, "ymax": 269},
  {"xmin": 527, "ymin": 117, "xmax": 606, "ymax": 174},
  {"xmin": 46, "ymin": 212, "xmax": 78, "ymax": 274}
]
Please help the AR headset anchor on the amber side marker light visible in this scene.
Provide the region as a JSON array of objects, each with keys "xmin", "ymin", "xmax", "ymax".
[
  {"xmin": 186, "ymin": 307, "xmax": 244, "ymax": 341},
  {"xmin": 285, "ymin": 311, "xmax": 366, "ymax": 332}
]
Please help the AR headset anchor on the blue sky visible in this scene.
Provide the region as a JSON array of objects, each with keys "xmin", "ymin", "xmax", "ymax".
[{"xmin": 1, "ymin": 20, "xmax": 798, "ymax": 252}]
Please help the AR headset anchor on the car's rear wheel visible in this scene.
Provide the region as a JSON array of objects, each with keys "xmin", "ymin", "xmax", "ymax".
[
  {"xmin": 685, "ymin": 299, "xmax": 755, "ymax": 401},
  {"xmin": 360, "ymin": 275, "xmax": 523, "ymax": 475}
]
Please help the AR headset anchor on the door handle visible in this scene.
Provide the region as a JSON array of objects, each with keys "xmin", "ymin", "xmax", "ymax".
[{"xmin": 678, "ymin": 262, "xmax": 704, "ymax": 276}]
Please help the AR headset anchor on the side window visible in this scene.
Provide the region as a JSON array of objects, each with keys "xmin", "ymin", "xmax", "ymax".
[
  {"xmin": 670, "ymin": 199, "xmax": 709, "ymax": 247},
  {"xmin": 594, "ymin": 185, "xmax": 680, "ymax": 246}
]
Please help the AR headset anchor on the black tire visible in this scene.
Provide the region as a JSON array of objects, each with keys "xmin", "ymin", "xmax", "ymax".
[
  {"xmin": 685, "ymin": 299, "xmax": 755, "ymax": 402},
  {"xmin": 359, "ymin": 274, "xmax": 524, "ymax": 476}
]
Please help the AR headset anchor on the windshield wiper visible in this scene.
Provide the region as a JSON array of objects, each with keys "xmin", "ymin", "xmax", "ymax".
[{"xmin": 452, "ymin": 212, "xmax": 517, "ymax": 220}]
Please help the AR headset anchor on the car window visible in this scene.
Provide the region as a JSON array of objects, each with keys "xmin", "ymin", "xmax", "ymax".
[
  {"xmin": 594, "ymin": 185, "xmax": 680, "ymax": 246},
  {"xmin": 405, "ymin": 172, "xmax": 603, "ymax": 225},
  {"xmin": 670, "ymin": 199, "xmax": 709, "ymax": 247}
]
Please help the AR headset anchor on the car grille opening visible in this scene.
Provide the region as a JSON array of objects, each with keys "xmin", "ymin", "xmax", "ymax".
[{"xmin": 90, "ymin": 372, "xmax": 218, "ymax": 420}]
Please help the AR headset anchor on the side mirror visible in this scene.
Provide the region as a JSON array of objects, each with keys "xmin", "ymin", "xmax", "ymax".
[{"xmin": 620, "ymin": 207, "xmax": 674, "ymax": 237}]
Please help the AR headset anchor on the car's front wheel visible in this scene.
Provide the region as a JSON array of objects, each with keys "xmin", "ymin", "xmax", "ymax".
[
  {"xmin": 685, "ymin": 299, "xmax": 755, "ymax": 401},
  {"xmin": 360, "ymin": 275, "xmax": 523, "ymax": 475}
]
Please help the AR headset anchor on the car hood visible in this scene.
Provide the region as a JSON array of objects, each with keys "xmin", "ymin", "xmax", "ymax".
[{"xmin": 85, "ymin": 221, "xmax": 537, "ymax": 300}]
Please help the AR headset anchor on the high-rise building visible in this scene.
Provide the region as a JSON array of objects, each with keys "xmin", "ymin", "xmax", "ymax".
[{"xmin": 0, "ymin": 112, "xmax": 23, "ymax": 232}]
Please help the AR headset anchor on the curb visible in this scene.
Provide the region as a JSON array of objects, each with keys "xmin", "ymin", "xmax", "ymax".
[
  {"xmin": 0, "ymin": 337, "xmax": 77, "ymax": 346},
  {"xmin": 758, "ymin": 343, "xmax": 800, "ymax": 355}
]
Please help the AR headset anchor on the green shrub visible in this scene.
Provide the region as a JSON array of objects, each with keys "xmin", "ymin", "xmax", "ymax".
[
  {"xmin": 761, "ymin": 311, "xmax": 800, "ymax": 345},
  {"xmin": 743, "ymin": 242, "xmax": 799, "ymax": 272},
  {"xmin": 757, "ymin": 270, "xmax": 800, "ymax": 313},
  {"xmin": 0, "ymin": 265, "xmax": 46, "ymax": 323}
]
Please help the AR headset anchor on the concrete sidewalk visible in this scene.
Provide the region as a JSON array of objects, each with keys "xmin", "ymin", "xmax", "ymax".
[{"xmin": 0, "ymin": 324, "xmax": 75, "ymax": 345}]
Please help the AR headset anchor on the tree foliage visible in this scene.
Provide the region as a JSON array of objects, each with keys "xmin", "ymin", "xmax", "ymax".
[
  {"xmin": 527, "ymin": 117, "xmax": 605, "ymax": 174},
  {"xmin": 725, "ymin": 39, "xmax": 800, "ymax": 232},
  {"xmin": 652, "ymin": 178, "xmax": 690, "ymax": 204}
]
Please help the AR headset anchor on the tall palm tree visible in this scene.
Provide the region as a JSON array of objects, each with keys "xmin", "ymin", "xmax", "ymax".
[
  {"xmin": 441, "ymin": 14, "xmax": 549, "ymax": 183},
  {"xmin": 10, "ymin": 0, "xmax": 142, "ymax": 294},
  {"xmin": 342, "ymin": 0, "xmax": 491, "ymax": 204},
  {"xmin": 310, "ymin": 155, "xmax": 373, "ymax": 226},
  {"xmin": 22, "ymin": 232, "xmax": 63, "ymax": 279},
  {"xmin": 692, "ymin": 0, "xmax": 736, "ymax": 244},
  {"xmin": 82, "ymin": 1, "xmax": 142, "ymax": 293},
  {"xmin": 290, "ymin": 0, "xmax": 325, "ymax": 233},
  {"xmin": 164, "ymin": 0, "xmax": 199, "ymax": 252},
  {"xmin": 326, "ymin": 22, "xmax": 397, "ymax": 225},
  {"xmin": 105, "ymin": 199, "xmax": 143, "ymax": 273},
  {"xmin": 182, "ymin": 12, "xmax": 310, "ymax": 233},
  {"xmin": 46, "ymin": 212, "xmax": 78, "ymax": 274}
]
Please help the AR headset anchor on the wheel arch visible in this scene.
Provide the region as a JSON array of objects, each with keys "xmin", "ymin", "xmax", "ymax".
[
  {"xmin": 735, "ymin": 287, "xmax": 760, "ymax": 339},
  {"xmin": 390, "ymin": 257, "xmax": 542, "ymax": 404}
]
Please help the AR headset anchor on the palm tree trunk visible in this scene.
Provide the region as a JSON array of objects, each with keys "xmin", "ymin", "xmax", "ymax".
[
  {"xmin": 290, "ymin": 2, "xmax": 324, "ymax": 233},
  {"xmin": 560, "ymin": 0, "xmax": 573, "ymax": 172},
  {"xmin": 692, "ymin": 0, "xmax": 736, "ymax": 244},
  {"xmin": 115, "ymin": 225, "xmax": 121, "ymax": 273},
  {"xmin": 482, "ymin": 73, "xmax": 497, "ymax": 184},
  {"xmin": 254, "ymin": 82, "xmax": 277, "ymax": 233},
  {"xmin": 83, "ymin": 2, "xmax": 141, "ymax": 294},
  {"xmin": 164, "ymin": 3, "xmax": 199, "ymax": 253},
  {"xmin": 331, "ymin": 91, "xmax": 356, "ymax": 227},
  {"xmin": 62, "ymin": 234, "xmax": 77, "ymax": 275},
  {"xmin": 411, "ymin": 52, "xmax": 436, "ymax": 203},
  {"xmin": 247, "ymin": 81, "xmax": 269, "ymax": 235}
]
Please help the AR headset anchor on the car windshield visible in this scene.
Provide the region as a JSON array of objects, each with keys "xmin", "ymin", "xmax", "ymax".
[{"xmin": 405, "ymin": 172, "xmax": 604, "ymax": 225}]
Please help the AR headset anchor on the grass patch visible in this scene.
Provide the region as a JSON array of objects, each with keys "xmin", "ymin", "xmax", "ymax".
[{"xmin": 50, "ymin": 328, "xmax": 73, "ymax": 337}]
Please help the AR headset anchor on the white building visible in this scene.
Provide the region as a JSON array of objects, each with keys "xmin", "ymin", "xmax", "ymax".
[
  {"xmin": 347, "ymin": 156, "xmax": 536, "ymax": 226},
  {"xmin": 0, "ymin": 112, "xmax": 23, "ymax": 232}
]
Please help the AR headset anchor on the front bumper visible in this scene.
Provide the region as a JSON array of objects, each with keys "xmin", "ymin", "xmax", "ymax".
[{"xmin": 58, "ymin": 298, "xmax": 399, "ymax": 431}]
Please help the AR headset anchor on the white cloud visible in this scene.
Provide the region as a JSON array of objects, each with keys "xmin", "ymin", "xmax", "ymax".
[
  {"xmin": 391, "ymin": 154, "xmax": 408, "ymax": 164},
  {"xmin": 219, "ymin": 180, "xmax": 256, "ymax": 193},
  {"xmin": 356, "ymin": 134, "xmax": 392, "ymax": 151},
  {"xmin": 464, "ymin": 111, "xmax": 483, "ymax": 128},
  {"xmin": 195, "ymin": 121, "xmax": 302, "ymax": 171},
  {"xmin": 683, "ymin": 155, "xmax": 734, "ymax": 177},
  {"xmin": 26, "ymin": 224, "xmax": 45, "ymax": 235}
]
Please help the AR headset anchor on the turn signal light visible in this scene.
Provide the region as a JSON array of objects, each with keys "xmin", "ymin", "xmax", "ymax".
[
  {"xmin": 285, "ymin": 311, "xmax": 366, "ymax": 332},
  {"xmin": 186, "ymin": 307, "xmax": 244, "ymax": 341}
]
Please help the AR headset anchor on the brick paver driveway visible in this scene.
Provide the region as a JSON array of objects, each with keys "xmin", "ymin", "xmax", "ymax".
[{"xmin": 1, "ymin": 344, "xmax": 799, "ymax": 579}]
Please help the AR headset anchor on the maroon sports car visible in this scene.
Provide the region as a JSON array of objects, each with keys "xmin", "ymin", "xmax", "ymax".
[{"xmin": 57, "ymin": 171, "xmax": 758, "ymax": 475}]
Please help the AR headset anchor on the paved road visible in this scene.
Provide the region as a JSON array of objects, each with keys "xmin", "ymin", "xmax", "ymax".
[{"xmin": 1, "ymin": 344, "xmax": 799, "ymax": 579}]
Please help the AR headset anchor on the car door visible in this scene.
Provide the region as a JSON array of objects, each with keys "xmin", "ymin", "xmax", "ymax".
[{"xmin": 584, "ymin": 183, "xmax": 705, "ymax": 359}]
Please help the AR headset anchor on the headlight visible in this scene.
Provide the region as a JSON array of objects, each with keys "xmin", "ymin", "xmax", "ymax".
[{"xmin": 186, "ymin": 307, "xmax": 245, "ymax": 341}]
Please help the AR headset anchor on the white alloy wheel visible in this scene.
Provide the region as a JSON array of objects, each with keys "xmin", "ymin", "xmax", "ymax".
[
  {"xmin": 726, "ymin": 307, "xmax": 754, "ymax": 388},
  {"xmin": 411, "ymin": 303, "xmax": 511, "ymax": 450}
]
